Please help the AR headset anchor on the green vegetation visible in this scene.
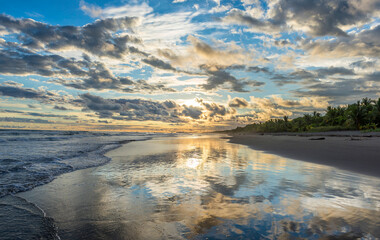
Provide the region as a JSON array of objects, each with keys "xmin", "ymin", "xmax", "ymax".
[{"xmin": 226, "ymin": 98, "xmax": 380, "ymax": 133}]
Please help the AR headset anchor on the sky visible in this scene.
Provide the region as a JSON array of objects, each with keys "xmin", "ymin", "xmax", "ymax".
[{"xmin": 0, "ymin": 0, "xmax": 379, "ymax": 132}]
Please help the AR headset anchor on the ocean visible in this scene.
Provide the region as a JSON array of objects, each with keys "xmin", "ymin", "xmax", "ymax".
[{"xmin": 0, "ymin": 130, "xmax": 155, "ymax": 197}]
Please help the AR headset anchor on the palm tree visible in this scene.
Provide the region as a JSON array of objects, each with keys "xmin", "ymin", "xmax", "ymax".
[
  {"xmin": 347, "ymin": 101, "xmax": 367, "ymax": 130},
  {"xmin": 374, "ymin": 98, "xmax": 380, "ymax": 127}
]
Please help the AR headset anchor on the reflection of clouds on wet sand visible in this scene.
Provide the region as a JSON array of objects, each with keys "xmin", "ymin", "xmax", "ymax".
[
  {"xmin": 103, "ymin": 136, "xmax": 380, "ymax": 238},
  {"xmin": 20, "ymin": 135, "xmax": 380, "ymax": 239}
]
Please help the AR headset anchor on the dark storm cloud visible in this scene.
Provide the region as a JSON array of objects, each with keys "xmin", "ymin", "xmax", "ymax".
[
  {"xmin": 228, "ymin": 97, "xmax": 249, "ymax": 108},
  {"xmin": 0, "ymin": 14, "xmax": 143, "ymax": 58}
]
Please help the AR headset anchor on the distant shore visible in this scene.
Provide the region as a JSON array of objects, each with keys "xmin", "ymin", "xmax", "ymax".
[{"xmin": 228, "ymin": 131, "xmax": 380, "ymax": 178}]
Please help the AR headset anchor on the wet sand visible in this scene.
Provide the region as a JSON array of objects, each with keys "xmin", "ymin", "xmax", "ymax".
[
  {"xmin": 229, "ymin": 133, "xmax": 380, "ymax": 178},
  {"xmin": 17, "ymin": 135, "xmax": 380, "ymax": 239}
]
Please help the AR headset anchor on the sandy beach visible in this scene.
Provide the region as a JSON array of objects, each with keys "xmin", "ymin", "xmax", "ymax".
[
  {"xmin": 228, "ymin": 132, "xmax": 380, "ymax": 178},
  {"xmin": 12, "ymin": 134, "xmax": 380, "ymax": 239}
]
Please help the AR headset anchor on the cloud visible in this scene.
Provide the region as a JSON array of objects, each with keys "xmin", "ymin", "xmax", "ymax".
[
  {"xmin": 0, "ymin": 81, "xmax": 56, "ymax": 101},
  {"xmin": 200, "ymin": 66, "xmax": 265, "ymax": 92},
  {"xmin": 271, "ymin": 67, "xmax": 357, "ymax": 86},
  {"xmin": 80, "ymin": 93, "xmax": 187, "ymax": 122},
  {"xmin": 366, "ymin": 71, "xmax": 380, "ymax": 81},
  {"xmin": 223, "ymin": 0, "xmax": 380, "ymax": 37},
  {"xmin": 159, "ymin": 36, "xmax": 249, "ymax": 71},
  {"xmin": 201, "ymin": 68, "xmax": 246, "ymax": 92},
  {"xmin": 0, "ymin": 81, "xmax": 74, "ymax": 106},
  {"xmin": 142, "ymin": 56, "xmax": 178, "ymax": 72},
  {"xmin": 247, "ymin": 95, "xmax": 330, "ymax": 121},
  {"xmin": 209, "ymin": 5, "xmax": 232, "ymax": 13},
  {"xmin": 188, "ymin": 36, "xmax": 247, "ymax": 67},
  {"xmin": 0, "ymin": 117, "xmax": 52, "ymax": 124},
  {"xmin": 182, "ymin": 105, "xmax": 203, "ymax": 119},
  {"xmin": 0, "ymin": 43, "xmax": 176, "ymax": 93},
  {"xmin": 228, "ymin": 97, "xmax": 249, "ymax": 108},
  {"xmin": 292, "ymin": 78, "xmax": 380, "ymax": 104},
  {"xmin": 350, "ymin": 59, "xmax": 377, "ymax": 69},
  {"xmin": 0, "ymin": 14, "xmax": 142, "ymax": 59},
  {"xmin": 78, "ymin": 94, "xmax": 241, "ymax": 123},
  {"xmin": 268, "ymin": 0, "xmax": 375, "ymax": 37},
  {"xmin": 302, "ymin": 25, "xmax": 380, "ymax": 57},
  {"xmin": 80, "ymin": 1, "xmax": 153, "ymax": 18},
  {"xmin": 0, "ymin": 46, "xmax": 87, "ymax": 77},
  {"xmin": 198, "ymin": 99, "xmax": 236, "ymax": 118},
  {"xmin": 247, "ymin": 66, "xmax": 271, "ymax": 74},
  {"xmin": 54, "ymin": 106, "xmax": 70, "ymax": 111},
  {"xmin": 222, "ymin": 9, "xmax": 281, "ymax": 34},
  {"xmin": 315, "ymin": 67, "xmax": 355, "ymax": 77},
  {"xmin": 0, "ymin": 83, "xmax": 45, "ymax": 99}
]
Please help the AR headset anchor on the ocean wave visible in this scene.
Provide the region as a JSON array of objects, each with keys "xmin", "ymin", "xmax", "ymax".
[
  {"xmin": 0, "ymin": 130, "xmax": 152, "ymax": 198},
  {"xmin": 0, "ymin": 195, "xmax": 60, "ymax": 240}
]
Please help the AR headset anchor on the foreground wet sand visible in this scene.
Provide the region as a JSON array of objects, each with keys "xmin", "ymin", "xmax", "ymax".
[
  {"xmin": 18, "ymin": 135, "xmax": 380, "ymax": 239},
  {"xmin": 229, "ymin": 134, "xmax": 380, "ymax": 178}
]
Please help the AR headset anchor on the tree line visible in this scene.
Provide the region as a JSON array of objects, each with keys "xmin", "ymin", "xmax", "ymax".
[{"xmin": 227, "ymin": 98, "xmax": 380, "ymax": 133}]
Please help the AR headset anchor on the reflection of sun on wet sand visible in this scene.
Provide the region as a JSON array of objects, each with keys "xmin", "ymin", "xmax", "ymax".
[{"xmin": 18, "ymin": 135, "xmax": 380, "ymax": 239}]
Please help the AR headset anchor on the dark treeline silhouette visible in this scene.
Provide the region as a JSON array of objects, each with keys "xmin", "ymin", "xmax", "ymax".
[{"xmin": 227, "ymin": 98, "xmax": 380, "ymax": 133}]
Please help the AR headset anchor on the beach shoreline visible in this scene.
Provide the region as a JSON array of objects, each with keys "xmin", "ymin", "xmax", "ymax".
[
  {"xmin": 228, "ymin": 132, "xmax": 380, "ymax": 178},
  {"xmin": 13, "ymin": 134, "xmax": 380, "ymax": 239}
]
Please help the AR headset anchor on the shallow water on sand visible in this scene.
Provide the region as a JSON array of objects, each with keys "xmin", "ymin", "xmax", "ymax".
[{"xmin": 19, "ymin": 135, "xmax": 380, "ymax": 239}]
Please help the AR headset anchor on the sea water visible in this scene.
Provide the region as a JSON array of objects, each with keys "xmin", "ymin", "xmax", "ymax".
[
  {"xmin": 0, "ymin": 129, "xmax": 161, "ymax": 240},
  {"xmin": 0, "ymin": 130, "xmax": 155, "ymax": 197}
]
